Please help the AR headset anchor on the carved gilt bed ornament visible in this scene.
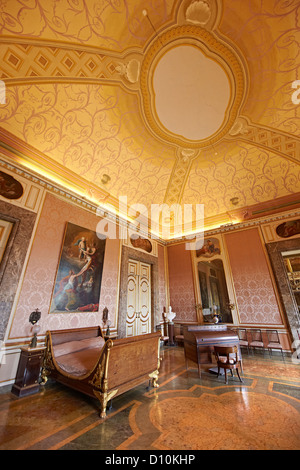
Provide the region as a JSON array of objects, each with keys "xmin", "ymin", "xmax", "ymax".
[{"xmin": 88, "ymin": 340, "xmax": 117, "ymax": 418}]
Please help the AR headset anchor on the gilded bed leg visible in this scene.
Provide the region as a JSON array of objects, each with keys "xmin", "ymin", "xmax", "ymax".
[
  {"xmin": 40, "ymin": 339, "xmax": 53, "ymax": 385},
  {"xmin": 93, "ymin": 389, "xmax": 118, "ymax": 419},
  {"xmin": 40, "ymin": 368, "xmax": 49, "ymax": 385},
  {"xmin": 149, "ymin": 370, "xmax": 159, "ymax": 388}
]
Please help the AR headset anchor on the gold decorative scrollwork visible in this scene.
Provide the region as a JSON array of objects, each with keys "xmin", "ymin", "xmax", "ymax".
[{"xmin": 40, "ymin": 334, "xmax": 55, "ymax": 385}]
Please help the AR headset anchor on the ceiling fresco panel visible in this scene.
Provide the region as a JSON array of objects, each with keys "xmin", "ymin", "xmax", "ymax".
[
  {"xmin": 0, "ymin": 0, "xmax": 299, "ymax": 237},
  {"xmin": 0, "ymin": 0, "xmax": 175, "ymax": 51},
  {"xmin": 0, "ymin": 82, "xmax": 175, "ymax": 209},
  {"xmin": 183, "ymin": 142, "xmax": 300, "ymax": 220},
  {"xmin": 219, "ymin": 0, "xmax": 300, "ymax": 134}
]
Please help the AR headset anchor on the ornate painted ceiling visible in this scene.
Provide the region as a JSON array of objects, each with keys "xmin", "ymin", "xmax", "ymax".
[{"xmin": 0, "ymin": 0, "xmax": 299, "ymax": 240}]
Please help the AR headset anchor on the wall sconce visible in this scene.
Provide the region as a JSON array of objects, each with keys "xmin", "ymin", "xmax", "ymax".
[
  {"xmin": 102, "ymin": 307, "xmax": 111, "ymax": 336},
  {"xmin": 29, "ymin": 309, "xmax": 41, "ymax": 348},
  {"xmin": 102, "ymin": 306, "xmax": 108, "ymax": 328}
]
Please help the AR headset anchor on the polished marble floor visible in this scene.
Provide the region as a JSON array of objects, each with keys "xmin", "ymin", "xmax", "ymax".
[{"xmin": 0, "ymin": 346, "xmax": 299, "ymax": 451}]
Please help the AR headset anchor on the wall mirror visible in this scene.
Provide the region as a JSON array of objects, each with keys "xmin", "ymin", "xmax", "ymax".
[
  {"xmin": 197, "ymin": 258, "xmax": 233, "ymax": 323},
  {"xmin": 282, "ymin": 249, "xmax": 300, "ymax": 314}
]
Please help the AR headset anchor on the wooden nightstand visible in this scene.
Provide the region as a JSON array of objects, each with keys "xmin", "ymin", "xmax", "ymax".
[{"xmin": 11, "ymin": 346, "xmax": 45, "ymax": 398}]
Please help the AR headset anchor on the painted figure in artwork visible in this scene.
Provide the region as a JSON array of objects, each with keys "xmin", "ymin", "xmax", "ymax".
[{"xmin": 50, "ymin": 223, "xmax": 106, "ymax": 313}]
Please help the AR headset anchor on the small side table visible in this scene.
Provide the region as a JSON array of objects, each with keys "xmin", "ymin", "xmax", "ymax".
[{"xmin": 11, "ymin": 346, "xmax": 45, "ymax": 398}]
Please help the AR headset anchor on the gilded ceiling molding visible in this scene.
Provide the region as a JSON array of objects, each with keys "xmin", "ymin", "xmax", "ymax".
[
  {"xmin": 139, "ymin": 24, "xmax": 247, "ymax": 149},
  {"xmin": 164, "ymin": 148, "xmax": 200, "ymax": 205},
  {"xmin": 1, "ymin": 42, "xmax": 143, "ymax": 92},
  {"xmin": 0, "ymin": 153, "xmax": 159, "ymax": 244},
  {"xmin": 227, "ymin": 116, "xmax": 300, "ymax": 166},
  {"xmin": 0, "ymin": 127, "xmax": 111, "ymax": 205},
  {"xmin": 165, "ymin": 206, "xmax": 300, "ymax": 247}
]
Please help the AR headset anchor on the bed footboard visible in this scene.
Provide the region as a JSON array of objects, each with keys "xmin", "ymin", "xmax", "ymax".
[{"xmin": 41, "ymin": 328, "xmax": 161, "ymax": 418}]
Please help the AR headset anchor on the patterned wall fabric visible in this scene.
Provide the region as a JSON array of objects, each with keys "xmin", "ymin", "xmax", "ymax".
[
  {"xmin": 10, "ymin": 192, "xmax": 120, "ymax": 339},
  {"xmin": 167, "ymin": 243, "xmax": 197, "ymax": 322},
  {"xmin": 224, "ymin": 228, "xmax": 283, "ymax": 325}
]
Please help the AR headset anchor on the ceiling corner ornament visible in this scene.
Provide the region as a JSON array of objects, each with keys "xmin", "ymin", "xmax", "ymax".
[
  {"xmin": 229, "ymin": 117, "xmax": 250, "ymax": 136},
  {"xmin": 185, "ymin": 1, "xmax": 212, "ymax": 26},
  {"xmin": 139, "ymin": 24, "xmax": 247, "ymax": 149},
  {"xmin": 115, "ymin": 58, "xmax": 141, "ymax": 85}
]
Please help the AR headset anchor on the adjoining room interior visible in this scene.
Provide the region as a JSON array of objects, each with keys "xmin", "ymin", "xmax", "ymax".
[{"xmin": 0, "ymin": 0, "xmax": 299, "ymax": 451}]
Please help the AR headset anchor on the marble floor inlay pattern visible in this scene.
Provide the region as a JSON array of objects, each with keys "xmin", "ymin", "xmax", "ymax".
[{"xmin": 0, "ymin": 347, "xmax": 299, "ymax": 450}]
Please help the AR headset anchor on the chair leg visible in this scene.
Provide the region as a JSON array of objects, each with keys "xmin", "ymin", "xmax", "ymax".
[
  {"xmin": 224, "ymin": 369, "xmax": 228, "ymax": 384},
  {"xmin": 236, "ymin": 368, "xmax": 244, "ymax": 383}
]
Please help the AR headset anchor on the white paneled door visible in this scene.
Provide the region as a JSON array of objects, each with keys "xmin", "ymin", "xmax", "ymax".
[{"xmin": 126, "ymin": 259, "xmax": 151, "ymax": 337}]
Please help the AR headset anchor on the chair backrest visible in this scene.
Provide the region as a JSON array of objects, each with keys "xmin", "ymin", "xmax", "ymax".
[
  {"xmin": 238, "ymin": 328, "xmax": 247, "ymax": 341},
  {"xmin": 267, "ymin": 329, "xmax": 280, "ymax": 343},
  {"xmin": 250, "ymin": 329, "xmax": 262, "ymax": 342},
  {"xmin": 214, "ymin": 345, "xmax": 238, "ymax": 364}
]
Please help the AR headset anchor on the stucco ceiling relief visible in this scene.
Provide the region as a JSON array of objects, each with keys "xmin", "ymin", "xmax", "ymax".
[
  {"xmin": 0, "ymin": 0, "xmax": 299, "ymax": 238},
  {"xmin": 226, "ymin": 116, "xmax": 300, "ymax": 167}
]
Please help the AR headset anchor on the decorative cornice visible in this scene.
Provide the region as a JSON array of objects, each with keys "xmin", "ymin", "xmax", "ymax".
[{"xmin": 1, "ymin": 154, "xmax": 299, "ymax": 249}]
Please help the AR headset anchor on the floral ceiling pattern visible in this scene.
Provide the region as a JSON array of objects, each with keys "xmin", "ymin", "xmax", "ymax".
[{"xmin": 0, "ymin": 0, "xmax": 299, "ymax": 234}]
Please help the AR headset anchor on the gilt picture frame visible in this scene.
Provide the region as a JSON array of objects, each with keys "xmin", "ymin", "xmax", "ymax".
[{"xmin": 50, "ymin": 222, "xmax": 106, "ymax": 313}]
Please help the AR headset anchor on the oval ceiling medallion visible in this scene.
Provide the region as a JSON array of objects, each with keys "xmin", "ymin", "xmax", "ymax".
[
  {"xmin": 153, "ymin": 44, "xmax": 231, "ymax": 141},
  {"xmin": 140, "ymin": 25, "xmax": 246, "ymax": 148}
]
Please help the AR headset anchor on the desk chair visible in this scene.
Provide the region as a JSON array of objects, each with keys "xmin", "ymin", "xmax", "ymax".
[{"xmin": 214, "ymin": 345, "xmax": 244, "ymax": 385}]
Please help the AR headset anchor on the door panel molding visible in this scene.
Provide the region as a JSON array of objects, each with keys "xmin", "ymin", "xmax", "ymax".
[{"xmin": 118, "ymin": 245, "xmax": 160, "ymax": 339}]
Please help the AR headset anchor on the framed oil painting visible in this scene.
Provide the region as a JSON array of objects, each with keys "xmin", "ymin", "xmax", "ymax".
[
  {"xmin": 276, "ymin": 219, "xmax": 300, "ymax": 238},
  {"xmin": 0, "ymin": 171, "xmax": 24, "ymax": 200},
  {"xmin": 50, "ymin": 222, "xmax": 106, "ymax": 313},
  {"xmin": 196, "ymin": 237, "xmax": 221, "ymax": 258}
]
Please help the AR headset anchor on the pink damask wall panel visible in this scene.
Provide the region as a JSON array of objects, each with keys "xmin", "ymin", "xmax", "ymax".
[
  {"xmin": 10, "ymin": 192, "xmax": 120, "ymax": 339},
  {"xmin": 157, "ymin": 244, "xmax": 167, "ymax": 315},
  {"xmin": 167, "ymin": 243, "xmax": 196, "ymax": 322},
  {"xmin": 225, "ymin": 228, "xmax": 282, "ymax": 325}
]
